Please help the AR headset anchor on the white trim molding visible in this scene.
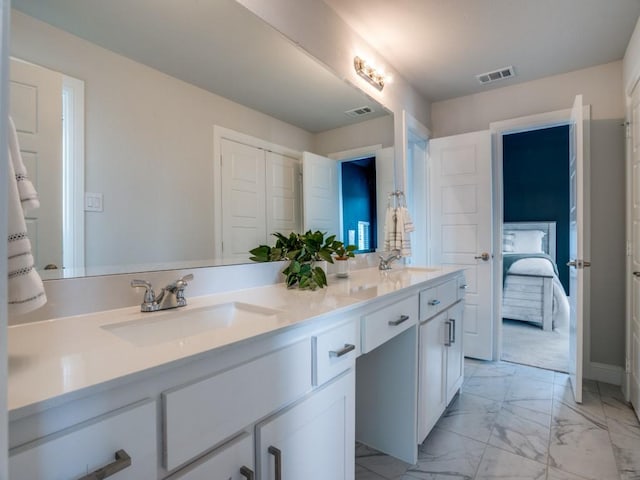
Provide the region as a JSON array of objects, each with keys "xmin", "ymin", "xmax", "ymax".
[
  {"xmin": 62, "ymin": 74, "xmax": 85, "ymax": 271},
  {"xmin": 586, "ymin": 361, "xmax": 625, "ymax": 386}
]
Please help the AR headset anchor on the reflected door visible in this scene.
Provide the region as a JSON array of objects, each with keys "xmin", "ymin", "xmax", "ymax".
[
  {"xmin": 429, "ymin": 130, "xmax": 493, "ymax": 360},
  {"xmin": 9, "ymin": 58, "xmax": 63, "ymax": 270},
  {"xmin": 302, "ymin": 151, "xmax": 339, "ymax": 237}
]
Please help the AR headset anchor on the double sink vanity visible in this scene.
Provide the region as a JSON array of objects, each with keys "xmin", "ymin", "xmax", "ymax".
[{"xmin": 7, "ymin": 264, "xmax": 466, "ymax": 479}]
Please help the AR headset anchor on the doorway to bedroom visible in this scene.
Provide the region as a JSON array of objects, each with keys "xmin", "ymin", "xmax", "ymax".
[{"xmin": 501, "ymin": 125, "xmax": 571, "ymax": 372}]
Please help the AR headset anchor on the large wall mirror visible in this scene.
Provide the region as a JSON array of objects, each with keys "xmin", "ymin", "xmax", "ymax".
[{"xmin": 9, "ymin": 0, "xmax": 395, "ymax": 279}]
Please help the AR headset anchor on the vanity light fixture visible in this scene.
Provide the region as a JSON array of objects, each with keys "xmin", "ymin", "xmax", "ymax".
[{"xmin": 354, "ymin": 56, "xmax": 385, "ymax": 91}]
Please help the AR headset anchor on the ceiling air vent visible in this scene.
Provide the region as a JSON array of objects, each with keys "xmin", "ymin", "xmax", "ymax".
[
  {"xmin": 345, "ymin": 105, "xmax": 374, "ymax": 118},
  {"xmin": 476, "ymin": 66, "xmax": 515, "ymax": 85}
]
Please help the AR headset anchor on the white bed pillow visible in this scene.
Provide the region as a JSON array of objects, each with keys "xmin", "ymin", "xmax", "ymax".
[
  {"xmin": 508, "ymin": 229, "xmax": 546, "ymax": 253},
  {"xmin": 503, "ymin": 231, "xmax": 516, "ymax": 252}
]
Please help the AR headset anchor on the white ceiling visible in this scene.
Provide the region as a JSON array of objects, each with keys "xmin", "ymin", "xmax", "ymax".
[{"xmin": 324, "ymin": 0, "xmax": 640, "ymax": 102}]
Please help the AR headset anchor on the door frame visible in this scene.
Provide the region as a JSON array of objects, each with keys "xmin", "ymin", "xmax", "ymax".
[{"xmin": 489, "ymin": 107, "xmax": 591, "ymax": 370}]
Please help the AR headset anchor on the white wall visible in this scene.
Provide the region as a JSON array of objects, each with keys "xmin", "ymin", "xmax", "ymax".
[
  {"xmin": 432, "ymin": 61, "xmax": 624, "ymax": 137},
  {"xmin": 431, "ymin": 61, "xmax": 626, "ymax": 369},
  {"xmin": 313, "ymin": 114, "xmax": 394, "ymax": 155},
  {"xmin": 10, "ymin": 11, "xmax": 315, "ymax": 269},
  {"xmin": 624, "ymin": 17, "xmax": 640, "ymax": 94}
]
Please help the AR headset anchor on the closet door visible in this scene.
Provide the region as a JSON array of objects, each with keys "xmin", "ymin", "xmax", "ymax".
[
  {"xmin": 221, "ymin": 139, "xmax": 266, "ymax": 261},
  {"xmin": 266, "ymin": 151, "xmax": 301, "ymax": 238}
]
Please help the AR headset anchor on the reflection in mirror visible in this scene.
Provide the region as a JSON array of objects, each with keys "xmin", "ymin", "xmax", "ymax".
[{"xmin": 10, "ymin": 0, "xmax": 394, "ymax": 279}]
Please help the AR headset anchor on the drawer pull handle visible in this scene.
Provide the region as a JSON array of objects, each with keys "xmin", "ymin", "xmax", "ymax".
[
  {"xmin": 388, "ymin": 314, "xmax": 410, "ymax": 326},
  {"xmin": 460, "ymin": 284, "xmax": 468, "ymax": 289},
  {"xmin": 240, "ymin": 466, "xmax": 255, "ymax": 480},
  {"xmin": 329, "ymin": 343, "xmax": 356, "ymax": 358},
  {"xmin": 428, "ymin": 299, "xmax": 441, "ymax": 306},
  {"xmin": 268, "ymin": 446, "xmax": 282, "ymax": 480},
  {"xmin": 444, "ymin": 320, "xmax": 452, "ymax": 347},
  {"xmin": 78, "ymin": 449, "xmax": 131, "ymax": 480},
  {"xmin": 450, "ymin": 318, "xmax": 456, "ymax": 344}
]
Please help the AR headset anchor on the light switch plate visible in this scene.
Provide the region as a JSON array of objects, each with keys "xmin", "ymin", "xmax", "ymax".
[{"xmin": 85, "ymin": 192, "xmax": 104, "ymax": 212}]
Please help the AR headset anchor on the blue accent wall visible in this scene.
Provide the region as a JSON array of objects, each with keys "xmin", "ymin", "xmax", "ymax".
[
  {"xmin": 503, "ymin": 125, "xmax": 569, "ymax": 293},
  {"xmin": 341, "ymin": 157, "xmax": 377, "ymax": 252}
]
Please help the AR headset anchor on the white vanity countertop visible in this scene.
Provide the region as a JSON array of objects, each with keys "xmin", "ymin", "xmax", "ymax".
[{"xmin": 8, "ymin": 265, "xmax": 463, "ymax": 414}]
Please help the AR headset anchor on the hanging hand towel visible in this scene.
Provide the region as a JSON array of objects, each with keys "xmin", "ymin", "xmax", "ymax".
[
  {"xmin": 396, "ymin": 207, "xmax": 413, "ymax": 257},
  {"xmin": 7, "ymin": 117, "xmax": 47, "ymax": 315}
]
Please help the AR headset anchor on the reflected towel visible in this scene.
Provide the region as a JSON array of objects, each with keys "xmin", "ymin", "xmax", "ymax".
[
  {"xmin": 7, "ymin": 117, "xmax": 46, "ymax": 315},
  {"xmin": 396, "ymin": 207, "xmax": 413, "ymax": 257}
]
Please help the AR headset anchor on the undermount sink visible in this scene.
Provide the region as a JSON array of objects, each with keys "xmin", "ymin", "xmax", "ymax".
[{"xmin": 101, "ymin": 302, "xmax": 281, "ymax": 347}]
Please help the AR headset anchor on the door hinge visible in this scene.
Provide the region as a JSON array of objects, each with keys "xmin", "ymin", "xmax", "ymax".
[
  {"xmin": 626, "ymin": 357, "xmax": 631, "ymax": 374},
  {"xmin": 628, "ymin": 240, "xmax": 633, "ymax": 257},
  {"xmin": 625, "ymin": 121, "xmax": 632, "ymax": 139}
]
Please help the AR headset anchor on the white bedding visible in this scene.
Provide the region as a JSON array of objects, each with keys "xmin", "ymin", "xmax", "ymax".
[{"xmin": 506, "ymin": 257, "xmax": 570, "ymax": 330}]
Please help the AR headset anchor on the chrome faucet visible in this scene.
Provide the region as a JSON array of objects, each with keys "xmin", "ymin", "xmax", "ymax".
[
  {"xmin": 379, "ymin": 250, "xmax": 402, "ymax": 270},
  {"xmin": 131, "ymin": 273, "xmax": 194, "ymax": 312}
]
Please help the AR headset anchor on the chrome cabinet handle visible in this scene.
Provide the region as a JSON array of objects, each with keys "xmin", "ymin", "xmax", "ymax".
[
  {"xmin": 388, "ymin": 314, "xmax": 410, "ymax": 326},
  {"xmin": 450, "ymin": 318, "xmax": 456, "ymax": 343},
  {"xmin": 240, "ymin": 466, "xmax": 255, "ymax": 480},
  {"xmin": 268, "ymin": 446, "xmax": 282, "ymax": 480},
  {"xmin": 634, "ymin": 271, "xmax": 640, "ymax": 277},
  {"xmin": 78, "ymin": 449, "xmax": 131, "ymax": 480},
  {"xmin": 444, "ymin": 320, "xmax": 452, "ymax": 347},
  {"xmin": 329, "ymin": 344, "xmax": 356, "ymax": 358},
  {"xmin": 460, "ymin": 284, "xmax": 468, "ymax": 290},
  {"xmin": 428, "ymin": 299, "xmax": 441, "ymax": 306}
]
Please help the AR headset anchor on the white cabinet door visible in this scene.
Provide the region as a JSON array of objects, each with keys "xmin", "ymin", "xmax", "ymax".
[
  {"xmin": 417, "ymin": 313, "xmax": 447, "ymax": 443},
  {"xmin": 257, "ymin": 370, "xmax": 355, "ymax": 480},
  {"xmin": 445, "ymin": 301, "xmax": 464, "ymax": 404}
]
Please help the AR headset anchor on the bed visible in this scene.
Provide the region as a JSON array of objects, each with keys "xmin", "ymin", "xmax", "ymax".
[{"xmin": 502, "ymin": 221, "xmax": 569, "ymax": 331}]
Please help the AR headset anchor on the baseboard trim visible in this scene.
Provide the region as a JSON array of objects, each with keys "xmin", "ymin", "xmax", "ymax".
[{"xmin": 585, "ymin": 361, "xmax": 624, "ymax": 386}]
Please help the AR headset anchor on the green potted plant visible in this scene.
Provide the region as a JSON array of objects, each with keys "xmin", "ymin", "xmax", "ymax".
[
  {"xmin": 330, "ymin": 241, "xmax": 357, "ymax": 278},
  {"xmin": 250, "ymin": 230, "xmax": 338, "ymax": 290}
]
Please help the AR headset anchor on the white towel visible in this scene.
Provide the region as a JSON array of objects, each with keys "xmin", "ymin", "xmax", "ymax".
[
  {"xmin": 7, "ymin": 117, "xmax": 47, "ymax": 315},
  {"xmin": 396, "ymin": 207, "xmax": 413, "ymax": 257},
  {"xmin": 383, "ymin": 206, "xmax": 414, "ymax": 257}
]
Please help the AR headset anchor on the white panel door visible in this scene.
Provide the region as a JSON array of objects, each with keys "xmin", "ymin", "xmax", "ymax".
[
  {"xmin": 265, "ymin": 151, "xmax": 301, "ymax": 238},
  {"xmin": 429, "ymin": 131, "xmax": 493, "ymax": 360},
  {"xmin": 302, "ymin": 151, "xmax": 339, "ymax": 236},
  {"xmin": 631, "ymin": 85, "xmax": 640, "ymax": 420},
  {"xmin": 376, "ymin": 147, "xmax": 395, "ymax": 250},
  {"xmin": 568, "ymin": 95, "xmax": 589, "ymax": 404},
  {"xmin": 10, "ymin": 58, "xmax": 63, "ymax": 270},
  {"xmin": 221, "ymin": 139, "xmax": 266, "ymax": 261},
  {"xmin": 257, "ymin": 370, "xmax": 355, "ymax": 480}
]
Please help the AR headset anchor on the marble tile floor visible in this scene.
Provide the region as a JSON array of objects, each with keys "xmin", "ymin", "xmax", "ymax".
[{"xmin": 356, "ymin": 359, "xmax": 640, "ymax": 480}]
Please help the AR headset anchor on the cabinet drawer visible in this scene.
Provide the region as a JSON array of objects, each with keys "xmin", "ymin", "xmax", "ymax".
[
  {"xmin": 168, "ymin": 432, "xmax": 254, "ymax": 480},
  {"xmin": 163, "ymin": 339, "xmax": 311, "ymax": 471},
  {"xmin": 313, "ymin": 318, "xmax": 359, "ymax": 386},
  {"xmin": 9, "ymin": 399, "xmax": 156, "ymax": 480},
  {"xmin": 361, "ymin": 295, "xmax": 418, "ymax": 353},
  {"xmin": 457, "ymin": 275, "xmax": 468, "ymax": 300},
  {"xmin": 419, "ymin": 279, "xmax": 458, "ymax": 321}
]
